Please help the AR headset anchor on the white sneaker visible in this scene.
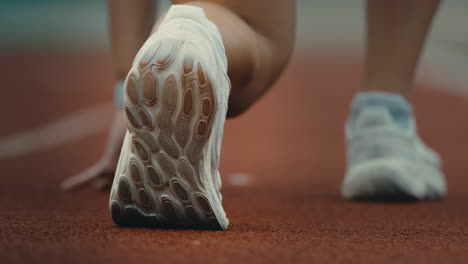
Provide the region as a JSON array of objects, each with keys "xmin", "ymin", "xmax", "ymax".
[
  {"xmin": 109, "ymin": 5, "xmax": 230, "ymax": 230},
  {"xmin": 341, "ymin": 92, "xmax": 446, "ymax": 200}
]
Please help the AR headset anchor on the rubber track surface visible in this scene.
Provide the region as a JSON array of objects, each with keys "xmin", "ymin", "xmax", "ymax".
[{"xmin": 1, "ymin": 53, "xmax": 467, "ymax": 263}]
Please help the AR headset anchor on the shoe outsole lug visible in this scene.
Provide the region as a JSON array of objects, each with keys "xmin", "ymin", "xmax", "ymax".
[
  {"xmin": 157, "ymin": 153, "xmax": 177, "ymax": 178},
  {"xmin": 110, "ymin": 202, "xmax": 125, "ymax": 226},
  {"xmin": 142, "ymin": 72, "xmax": 157, "ymax": 105},
  {"xmin": 110, "ymin": 39, "xmax": 226, "ymax": 230},
  {"xmin": 147, "ymin": 166, "xmax": 163, "ymax": 188},
  {"xmin": 161, "ymin": 196, "xmax": 180, "ymax": 223},
  {"xmin": 159, "ymin": 133, "xmax": 180, "ymax": 159},
  {"xmin": 126, "ymin": 77, "xmax": 139, "ymax": 105},
  {"xmin": 133, "ymin": 140, "xmax": 149, "ymax": 162},
  {"xmin": 196, "ymin": 120, "xmax": 207, "ymax": 137},
  {"xmin": 195, "ymin": 194, "xmax": 213, "ymax": 214},
  {"xmin": 186, "ymin": 140, "xmax": 203, "ymax": 165},
  {"xmin": 140, "ymin": 131, "xmax": 160, "ymax": 153},
  {"xmin": 162, "ymin": 73, "xmax": 178, "ymax": 113},
  {"xmin": 183, "ymin": 89, "xmax": 193, "ymax": 117},
  {"xmin": 183, "ymin": 53, "xmax": 194, "ymax": 75},
  {"xmin": 197, "ymin": 62, "xmax": 207, "ymax": 87},
  {"xmin": 185, "ymin": 206, "xmax": 201, "ymax": 225},
  {"xmin": 171, "ymin": 179, "xmax": 189, "ymax": 202},
  {"xmin": 138, "ymin": 188, "xmax": 153, "ymax": 209},
  {"xmin": 138, "ymin": 108, "xmax": 153, "ymax": 129},
  {"xmin": 157, "ymin": 110, "xmax": 173, "ymax": 135},
  {"xmin": 139, "ymin": 42, "xmax": 160, "ymax": 70},
  {"xmin": 154, "ymin": 40, "xmax": 179, "ymax": 69},
  {"xmin": 130, "ymin": 162, "xmax": 142, "ymax": 183},
  {"xmin": 125, "ymin": 107, "xmax": 142, "ymax": 129},
  {"xmin": 178, "ymin": 159, "xmax": 197, "ymax": 185},
  {"xmin": 118, "ymin": 178, "xmax": 132, "ymax": 202},
  {"xmin": 174, "ymin": 116, "xmax": 190, "ymax": 148},
  {"xmin": 202, "ymin": 97, "xmax": 211, "ymax": 117}
]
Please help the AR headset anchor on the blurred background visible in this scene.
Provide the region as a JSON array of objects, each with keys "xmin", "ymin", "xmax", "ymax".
[
  {"xmin": 1, "ymin": 1, "xmax": 467, "ymax": 263},
  {"xmin": 1, "ymin": 0, "xmax": 467, "ymax": 88}
]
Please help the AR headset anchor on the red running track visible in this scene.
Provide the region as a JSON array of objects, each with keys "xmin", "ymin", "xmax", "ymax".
[{"xmin": 0, "ymin": 52, "xmax": 467, "ymax": 263}]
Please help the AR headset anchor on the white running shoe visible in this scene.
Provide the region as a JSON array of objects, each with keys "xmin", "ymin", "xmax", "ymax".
[
  {"xmin": 109, "ymin": 5, "xmax": 230, "ymax": 230},
  {"xmin": 341, "ymin": 92, "xmax": 446, "ymax": 200}
]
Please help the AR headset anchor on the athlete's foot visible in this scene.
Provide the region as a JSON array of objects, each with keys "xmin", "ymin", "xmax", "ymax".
[
  {"xmin": 341, "ymin": 92, "xmax": 446, "ymax": 201},
  {"xmin": 61, "ymin": 111, "xmax": 126, "ymax": 191},
  {"xmin": 109, "ymin": 5, "xmax": 230, "ymax": 230}
]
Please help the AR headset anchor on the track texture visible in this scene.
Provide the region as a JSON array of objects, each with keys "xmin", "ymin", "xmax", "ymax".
[{"xmin": 1, "ymin": 53, "xmax": 468, "ymax": 263}]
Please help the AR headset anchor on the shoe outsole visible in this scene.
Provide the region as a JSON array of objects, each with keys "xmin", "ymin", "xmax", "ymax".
[
  {"xmin": 109, "ymin": 38, "xmax": 224, "ymax": 230},
  {"xmin": 342, "ymin": 158, "xmax": 445, "ymax": 201},
  {"xmin": 346, "ymin": 177, "xmax": 419, "ymax": 202}
]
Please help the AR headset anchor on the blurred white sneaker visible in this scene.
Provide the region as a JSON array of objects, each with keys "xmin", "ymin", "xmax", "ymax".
[
  {"xmin": 341, "ymin": 92, "xmax": 446, "ymax": 200},
  {"xmin": 109, "ymin": 5, "xmax": 230, "ymax": 230}
]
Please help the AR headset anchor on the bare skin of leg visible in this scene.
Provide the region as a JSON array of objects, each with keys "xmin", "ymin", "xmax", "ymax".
[
  {"xmin": 62, "ymin": 0, "xmax": 295, "ymax": 190},
  {"xmin": 364, "ymin": 0, "xmax": 440, "ymax": 97},
  {"xmin": 172, "ymin": 0, "xmax": 296, "ymax": 116},
  {"xmin": 61, "ymin": 0, "xmax": 157, "ymax": 190}
]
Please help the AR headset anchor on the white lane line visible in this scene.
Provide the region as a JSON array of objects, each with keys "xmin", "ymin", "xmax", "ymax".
[
  {"xmin": 0, "ymin": 102, "xmax": 114, "ymax": 159},
  {"xmin": 228, "ymin": 173, "xmax": 252, "ymax": 186}
]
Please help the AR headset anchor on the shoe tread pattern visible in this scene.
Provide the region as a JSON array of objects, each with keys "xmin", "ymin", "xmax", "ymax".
[{"xmin": 110, "ymin": 39, "xmax": 222, "ymax": 230}]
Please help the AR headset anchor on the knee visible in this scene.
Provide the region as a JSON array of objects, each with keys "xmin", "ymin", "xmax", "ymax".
[{"xmin": 226, "ymin": 30, "xmax": 295, "ymax": 119}]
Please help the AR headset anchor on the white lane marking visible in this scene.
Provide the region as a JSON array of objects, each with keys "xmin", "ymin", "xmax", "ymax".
[
  {"xmin": 0, "ymin": 102, "xmax": 114, "ymax": 159},
  {"xmin": 228, "ymin": 173, "xmax": 252, "ymax": 186}
]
